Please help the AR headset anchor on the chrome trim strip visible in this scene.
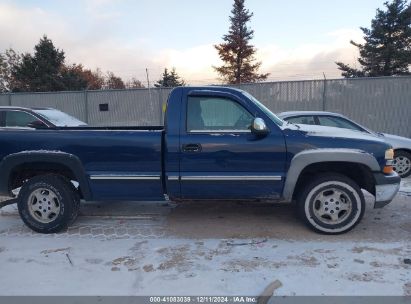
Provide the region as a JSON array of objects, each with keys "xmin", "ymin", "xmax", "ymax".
[
  {"xmin": 180, "ymin": 176, "xmax": 282, "ymax": 181},
  {"xmin": 188, "ymin": 130, "xmax": 251, "ymax": 133},
  {"xmin": 90, "ymin": 175, "xmax": 281, "ymax": 181},
  {"xmin": 90, "ymin": 175, "xmax": 160, "ymax": 180}
]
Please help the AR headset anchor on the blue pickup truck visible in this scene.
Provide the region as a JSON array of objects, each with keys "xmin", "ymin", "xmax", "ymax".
[{"xmin": 0, "ymin": 87, "xmax": 401, "ymax": 234}]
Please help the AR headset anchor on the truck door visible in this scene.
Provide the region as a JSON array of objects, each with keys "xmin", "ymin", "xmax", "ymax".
[{"xmin": 178, "ymin": 90, "xmax": 286, "ymax": 200}]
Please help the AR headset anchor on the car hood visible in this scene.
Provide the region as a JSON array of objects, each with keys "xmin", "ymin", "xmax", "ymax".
[
  {"xmin": 381, "ymin": 133, "xmax": 411, "ymax": 149},
  {"xmin": 281, "ymin": 123, "xmax": 391, "ymax": 169},
  {"xmin": 287, "ymin": 123, "xmax": 385, "ymax": 142}
]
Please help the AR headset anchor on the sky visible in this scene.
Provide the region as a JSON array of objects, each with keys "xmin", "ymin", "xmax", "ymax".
[{"xmin": 0, "ymin": 0, "xmax": 387, "ymax": 85}]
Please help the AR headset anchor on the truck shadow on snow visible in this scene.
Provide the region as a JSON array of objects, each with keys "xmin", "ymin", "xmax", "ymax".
[{"xmin": 76, "ymin": 192, "xmax": 411, "ymax": 241}]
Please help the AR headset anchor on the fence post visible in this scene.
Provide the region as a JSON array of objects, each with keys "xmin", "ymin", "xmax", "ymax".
[
  {"xmin": 322, "ymin": 74, "xmax": 327, "ymax": 111},
  {"xmin": 8, "ymin": 92, "xmax": 12, "ymax": 106},
  {"xmin": 159, "ymin": 87, "xmax": 163, "ymax": 125},
  {"xmin": 84, "ymin": 90, "xmax": 89, "ymax": 124}
]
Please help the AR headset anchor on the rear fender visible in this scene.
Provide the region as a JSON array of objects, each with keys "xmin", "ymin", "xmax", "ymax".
[{"xmin": 0, "ymin": 151, "xmax": 92, "ymax": 200}]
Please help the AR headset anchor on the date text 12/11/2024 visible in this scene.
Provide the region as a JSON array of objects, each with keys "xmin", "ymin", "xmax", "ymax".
[{"xmin": 149, "ymin": 296, "xmax": 257, "ymax": 303}]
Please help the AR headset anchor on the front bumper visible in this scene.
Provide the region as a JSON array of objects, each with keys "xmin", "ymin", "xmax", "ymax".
[{"xmin": 373, "ymin": 172, "xmax": 401, "ymax": 208}]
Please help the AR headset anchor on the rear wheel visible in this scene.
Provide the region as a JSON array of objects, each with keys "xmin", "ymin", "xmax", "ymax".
[
  {"xmin": 17, "ymin": 174, "xmax": 80, "ymax": 233},
  {"xmin": 393, "ymin": 150, "xmax": 411, "ymax": 178},
  {"xmin": 297, "ymin": 173, "xmax": 365, "ymax": 234}
]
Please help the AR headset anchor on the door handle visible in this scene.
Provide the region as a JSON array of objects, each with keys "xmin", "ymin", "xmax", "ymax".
[{"xmin": 182, "ymin": 143, "xmax": 202, "ymax": 152}]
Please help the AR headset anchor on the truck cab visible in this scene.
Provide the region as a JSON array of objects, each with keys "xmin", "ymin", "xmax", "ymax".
[{"xmin": 164, "ymin": 87, "xmax": 287, "ymax": 201}]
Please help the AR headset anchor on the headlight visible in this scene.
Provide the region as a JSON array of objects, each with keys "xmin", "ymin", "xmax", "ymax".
[
  {"xmin": 385, "ymin": 148, "xmax": 394, "ymax": 160},
  {"xmin": 383, "ymin": 148, "xmax": 394, "ymax": 174}
]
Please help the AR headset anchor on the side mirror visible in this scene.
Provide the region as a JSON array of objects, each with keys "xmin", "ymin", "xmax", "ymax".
[
  {"xmin": 27, "ymin": 120, "xmax": 48, "ymax": 129},
  {"xmin": 251, "ymin": 117, "xmax": 269, "ymax": 135}
]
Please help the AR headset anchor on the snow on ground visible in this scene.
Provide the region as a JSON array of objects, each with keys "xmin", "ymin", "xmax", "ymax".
[
  {"xmin": 0, "ymin": 179, "xmax": 410, "ymax": 297},
  {"xmin": 0, "ymin": 237, "xmax": 410, "ymax": 296},
  {"xmin": 400, "ymin": 177, "xmax": 411, "ymax": 195}
]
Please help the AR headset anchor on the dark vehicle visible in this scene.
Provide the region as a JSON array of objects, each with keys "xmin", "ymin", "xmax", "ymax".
[
  {"xmin": 0, "ymin": 106, "xmax": 87, "ymax": 128},
  {"xmin": 0, "ymin": 87, "xmax": 400, "ymax": 234},
  {"xmin": 278, "ymin": 111, "xmax": 411, "ymax": 178}
]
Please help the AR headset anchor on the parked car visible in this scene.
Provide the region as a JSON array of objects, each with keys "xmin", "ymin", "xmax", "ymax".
[
  {"xmin": 278, "ymin": 111, "xmax": 411, "ymax": 178},
  {"xmin": 0, "ymin": 87, "xmax": 400, "ymax": 235},
  {"xmin": 0, "ymin": 106, "xmax": 87, "ymax": 128}
]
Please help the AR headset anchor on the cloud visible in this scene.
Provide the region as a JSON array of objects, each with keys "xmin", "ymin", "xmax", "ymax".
[
  {"xmin": 257, "ymin": 29, "xmax": 364, "ymax": 80},
  {"xmin": 154, "ymin": 29, "xmax": 364, "ymax": 83},
  {"xmin": 0, "ymin": 3, "xmax": 68, "ymax": 51},
  {"xmin": 0, "ymin": 2, "xmax": 364, "ymax": 85},
  {"xmin": 154, "ymin": 45, "xmax": 221, "ymax": 84}
]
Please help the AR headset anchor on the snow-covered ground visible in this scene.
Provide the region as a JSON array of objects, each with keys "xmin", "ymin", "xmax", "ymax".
[
  {"xmin": 0, "ymin": 179, "xmax": 410, "ymax": 297},
  {"xmin": 0, "ymin": 236, "xmax": 410, "ymax": 296},
  {"xmin": 400, "ymin": 177, "xmax": 411, "ymax": 195}
]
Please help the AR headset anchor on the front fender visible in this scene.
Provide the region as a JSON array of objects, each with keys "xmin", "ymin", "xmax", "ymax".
[{"xmin": 282, "ymin": 148, "xmax": 381, "ymax": 201}]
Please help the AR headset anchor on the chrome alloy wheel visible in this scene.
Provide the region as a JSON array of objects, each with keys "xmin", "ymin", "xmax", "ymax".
[
  {"xmin": 311, "ymin": 187, "xmax": 353, "ymax": 225},
  {"xmin": 301, "ymin": 177, "xmax": 364, "ymax": 234},
  {"xmin": 393, "ymin": 155, "xmax": 411, "ymax": 177},
  {"xmin": 27, "ymin": 188, "xmax": 61, "ymax": 223}
]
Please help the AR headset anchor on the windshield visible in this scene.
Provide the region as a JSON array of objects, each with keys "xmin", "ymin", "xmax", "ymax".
[
  {"xmin": 242, "ymin": 91, "xmax": 284, "ymax": 126},
  {"xmin": 33, "ymin": 109, "xmax": 87, "ymax": 127}
]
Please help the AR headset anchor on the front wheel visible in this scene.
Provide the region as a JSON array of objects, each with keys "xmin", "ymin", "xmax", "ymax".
[
  {"xmin": 393, "ymin": 150, "xmax": 411, "ymax": 178},
  {"xmin": 297, "ymin": 174, "xmax": 365, "ymax": 234},
  {"xmin": 17, "ymin": 174, "xmax": 80, "ymax": 233}
]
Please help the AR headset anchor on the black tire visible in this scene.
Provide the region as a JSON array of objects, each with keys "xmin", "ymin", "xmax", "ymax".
[
  {"xmin": 393, "ymin": 150, "xmax": 411, "ymax": 178},
  {"xmin": 297, "ymin": 173, "xmax": 365, "ymax": 235},
  {"xmin": 17, "ymin": 174, "xmax": 80, "ymax": 233},
  {"xmin": 58, "ymin": 176, "xmax": 81, "ymax": 225}
]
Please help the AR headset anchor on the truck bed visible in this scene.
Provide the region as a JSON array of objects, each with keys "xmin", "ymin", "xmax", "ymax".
[{"xmin": 0, "ymin": 128, "xmax": 165, "ymax": 201}]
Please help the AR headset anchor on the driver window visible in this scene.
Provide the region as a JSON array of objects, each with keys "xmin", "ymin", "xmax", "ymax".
[{"xmin": 187, "ymin": 96, "xmax": 254, "ymax": 132}]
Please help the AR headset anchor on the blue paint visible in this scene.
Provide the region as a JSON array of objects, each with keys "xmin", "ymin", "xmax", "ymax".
[{"xmin": 0, "ymin": 86, "xmax": 392, "ymax": 202}]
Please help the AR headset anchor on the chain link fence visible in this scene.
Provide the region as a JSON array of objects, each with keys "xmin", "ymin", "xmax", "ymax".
[{"xmin": 0, "ymin": 77, "xmax": 410, "ymax": 137}]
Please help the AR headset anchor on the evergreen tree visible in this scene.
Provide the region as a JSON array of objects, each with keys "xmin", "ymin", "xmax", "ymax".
[
  {"xmin": 12, "ymin": 35, "xmax": 66, "ymax": 92},
  {"xmin": 9, "ymin": 36, "xmax": 114, "ymax": 91},
  {"xmin": 154, "ymin": 68, "xmax": 171, "ymax": 88},
  {"xmin": 60, "ymin": 64, "xmax": 89, "ymax": 91},
  {"xmin": 336, "ymin": 0, "xmax": 411, "ymax": 78},
  {"xmin": 154, "ymin": 68, "xmax": 185, "ymax": 87},
  {"xmin": 214, "ymin": 0, "xmax": 269, "ymax": 84}
]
